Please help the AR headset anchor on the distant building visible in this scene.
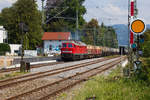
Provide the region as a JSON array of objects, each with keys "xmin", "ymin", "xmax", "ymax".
[
  {"xmin": 42, "ymin": 32, "xmax": 71, "ymax": 54},
  {"xmin": 0, "ymin": 26, "xmax": 7, "ymax": 43}
]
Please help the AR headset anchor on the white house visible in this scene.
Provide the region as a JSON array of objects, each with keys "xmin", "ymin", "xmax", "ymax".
[
  {"xmin": 0, "ymin": 26, "xmax": 7, "ymax": 43},
  {"xmin": 42, "ymin": 32, "xmax": 71, "ymax": 54}
]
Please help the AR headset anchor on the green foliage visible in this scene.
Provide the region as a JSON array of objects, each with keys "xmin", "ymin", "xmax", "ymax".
[
  {"xmin": 45, "ymin": 19, "xmax": 71, "ymax": 32},
  {"xmin": 137, "ymin": 30, "xmax": 150, "ymax": 83},
  {"xmin": 81, "ymin": 19, "xmax": 99, "ymax": 45},
  {"xmin": 139, "ymin": 58, "xmax": 150, "ymax": 83},
  {"xmin": 81, "ymin": 19, "xmax": 118, "ymax": 48},
  {"xmin": 73, "ymin": 78, "xmax": 149, "ymax": 100},
  {"xmin": 0, "ymin": 43, "xmax": 10, "ymax": 55},
  {"xmin": 0, "ymin": 13, "xmax": 5, "ymax": 25},
  {"xmin": 1, "ymin": 0, "xmax": 42, "ymax": 50},
  {"xmin": 141, "ymin": 30, "xmax": 150, "ymax": 57},
  {"xmin": 45, "ymin": 0, "xmax": 86, "ymax": 32}
]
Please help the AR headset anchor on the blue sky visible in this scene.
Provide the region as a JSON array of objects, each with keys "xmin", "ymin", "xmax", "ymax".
[{"xmin": 0, "ymin": 0, "xmax": 149, "ymax": 25}]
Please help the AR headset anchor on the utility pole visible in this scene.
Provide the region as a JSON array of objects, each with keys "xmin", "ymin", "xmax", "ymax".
[
  {"xmin": 41, "ymin": 0, "xmax": 45, "ymax": 25},
  {"xmin": 76, "ymin": 0, "xmax": 79, "ymax": 41}
]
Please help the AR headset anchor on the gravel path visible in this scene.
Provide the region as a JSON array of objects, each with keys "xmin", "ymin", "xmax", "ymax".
[{"xmin": 30, "ymin": 57, "xmax": 104, "ymax": 73}]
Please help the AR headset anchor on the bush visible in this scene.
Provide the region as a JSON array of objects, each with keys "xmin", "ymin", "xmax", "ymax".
[
  {"xmin": 142, "ymin": 41, "xmax": 150, "ymax": 57},
  {"xmin": 0, "ymin": 43, "xmax": 11, "ymax": 55},
  {"xmin": 141, "ymin": 30, "xmax": 150, "ymax": 57},
  {"xmin": 141, "ymin": 58, "xmax": 150, "ymax": 83}
]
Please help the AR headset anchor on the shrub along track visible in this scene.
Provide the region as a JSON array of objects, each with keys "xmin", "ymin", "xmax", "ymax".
[
  {"xmin": 0, "ymin": 61, "xmax": 64, "ymax": 73},
  {"xmin": 4, "ymin": 56, "xmax": 125, "ymax": 100}
]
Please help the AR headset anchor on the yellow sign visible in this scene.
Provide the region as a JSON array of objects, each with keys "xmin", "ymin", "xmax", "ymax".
[{"xmin": 131, "ymin": 19, "xmax": 146, "ymax": 35}]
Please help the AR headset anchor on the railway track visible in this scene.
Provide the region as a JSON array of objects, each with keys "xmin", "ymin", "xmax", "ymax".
[
  {"xmin": 0, "ymin": 61, "xmax": 64, "ymax": 73},
  {"xmin": 0, "ymin": 57, "xmax": 113, "ymax": 89},
  {"xmin": 3, "ymin": 56, "xmax": 125, "ymax": 100}
]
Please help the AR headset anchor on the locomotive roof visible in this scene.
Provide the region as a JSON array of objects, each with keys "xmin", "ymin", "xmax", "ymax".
[{"xmin": 63, "ymin": 40, "xmax": 87, "ymax": 46}]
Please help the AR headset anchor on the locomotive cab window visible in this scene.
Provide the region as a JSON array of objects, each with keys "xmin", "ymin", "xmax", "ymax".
[
  {"xmin": 63, "ymin": 44, "xmax": 67, "ymax": 48},
  {"xmin": 68, "ymin": 44, "xmax": 73, "ymax": 48}
]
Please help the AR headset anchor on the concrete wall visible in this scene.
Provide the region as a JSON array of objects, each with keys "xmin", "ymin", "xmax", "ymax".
[{"xmin": 24, "ymin": 50, "xmax": 37, "ymax": 57}]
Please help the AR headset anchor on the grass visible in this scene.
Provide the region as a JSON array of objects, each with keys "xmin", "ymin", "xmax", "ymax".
[
  {"xmin": 57, "ymin": 67, "xmax": 150, "ymax": 100},
  {"xmin": 141, "ymin": 57, "xmax": 150, "ymax": 66},
  {"xmin": 0, "ymin": 71, "xmax": 28, "ymax": 80}
]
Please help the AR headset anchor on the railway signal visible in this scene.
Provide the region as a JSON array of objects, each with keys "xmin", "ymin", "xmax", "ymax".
[
  {"xmin": 19, "ymin": 22, "xmax": 29, "ymax": 72},
  {"xmin": 130, "ymin": 19, "xmax": 146, "ymax": 35},
  {"xmin": 130, "ymin": 18, "xmax": 146, "ymax": 73}
]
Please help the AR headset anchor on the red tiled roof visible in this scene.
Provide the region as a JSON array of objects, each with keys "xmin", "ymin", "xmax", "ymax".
[{"xmin": 42, "ymin": 32, "xmax": 71, "ymax": 40}]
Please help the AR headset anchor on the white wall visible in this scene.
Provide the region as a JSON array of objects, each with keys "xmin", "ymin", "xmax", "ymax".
[
  {"xmin": 44, "ymin": 40, "xmax": 66, "ymax": 54},
  {"xmin": 9, "ymin": 44, "xmax": 22, "ymax": 55},
  {"xmin": 24, "ymin": 50, "xmax": 37, "ymax": 57},
  {"xmin": 0, "ymin": 26, "xmax": 7, "ymax": 43}
]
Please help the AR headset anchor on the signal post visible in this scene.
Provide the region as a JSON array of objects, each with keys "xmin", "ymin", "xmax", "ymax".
[
  {"xmin": 130, "ymin": 19, "xmax": 146, "ymax": 73},
  {"xmin": 128, "ymin": 0, "xmax": 146, "ymax": 75}
]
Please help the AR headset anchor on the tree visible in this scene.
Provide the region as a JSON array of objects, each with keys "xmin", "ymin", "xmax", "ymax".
[
  {"xmin": 1, "ymin": 0, "xmax": 42, "ymax": 50},
  {"xmin": 0, "ymin": 13, "xmax": 5, "ymax": 25},
  {"xmin": 45, "ymin": 19, "xmax": 71, "ymax": 32},
  {"xmin": 81, "ymin": 19, "xmax": 99, "ymax": 45},
  {"xmin": 81, "ymin": 19, "xmax": 118, "ymax": 48},
  {"xmin": 0, "ymin": 43, "xmax": 10, "ymax": 55},
  {"xmin": 45, "ymin": 0, "xmax": 86, "ymax": 32}
]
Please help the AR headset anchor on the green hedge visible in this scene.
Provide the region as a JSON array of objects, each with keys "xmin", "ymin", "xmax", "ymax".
[{"xmin": 0, "ymin": 43, "xmax": 11, "ymax": 55}]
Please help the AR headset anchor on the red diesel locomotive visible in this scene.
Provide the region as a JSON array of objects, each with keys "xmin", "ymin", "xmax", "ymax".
[{"xmin": 61, "ymin": 40, "xmax": 119, "ymax": 61}]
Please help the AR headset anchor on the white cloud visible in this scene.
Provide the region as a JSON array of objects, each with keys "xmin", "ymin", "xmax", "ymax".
[
  {"xmin": 84, "ymin": 1, "xmax": 128, "ymax": 25},
  {"xmin": 0, "ymin": 0, "xmax": 17, "ymax": 3},
  {"xmin": 84, "ymin": 0, "xmax": 150, "ymax": 25},
  {"xmin": 102, "ymin": 4, "xmax": 127, "ymax": 16},
  {"xmin": 0, "ymin": 0, "xmax": 17, "ymax": 12}
]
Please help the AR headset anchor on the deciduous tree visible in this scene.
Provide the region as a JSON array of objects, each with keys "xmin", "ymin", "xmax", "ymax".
[
  {"xmin": 1, "ymin": 0, "xmax": 42, "ymax": 50},
  {"xmin": 45, "ymin": 0, "xmax": 86, "ymax": 32}
]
